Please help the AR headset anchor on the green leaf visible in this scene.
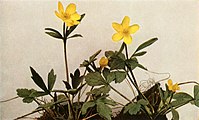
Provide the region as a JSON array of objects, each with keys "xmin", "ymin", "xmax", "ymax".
[
  {"xmin": 30, "ymin": 67, "xmax": 48, "ymax": 93},
  {"xmin": 89, "ymin": 50, "xmax": 101, "ymax": 62},
  {"xmin": 106, "ymin": 72, "xmax": 115, "ymax": 83},
  {"xmin": 132, "ymin": 51, "xmax": 147, "ymax": 57},
  {"xmin": 102, "ymin": 68, "xmax": 110, "ymax": 80},
  {"xmin": 105, "ymin": 51, "xmax": 115, "ymax": 58},
  {"xmin": 97, "ymin": 102, "xmax": 112, "ymax": 120},
  {"xmin": 194, "ymin": 100, "xmax": 199, "ymax": 107},
  {"xmin": 137, "ymin": 64, "xmax": 148, "ymax": 71},
  {"xmin": 71, "ymin": 69, "xmax": 83, "ymax": 89},
  {"xmin": 171, "ymin": 92, "xmax": 193, "ymax": 108},
  {"xmin": 81, "ymin": 101, "xmax": 96, "ymax": 115},
  {"xmin": 63, "ymin": 81, "xmax": 72, "ymax": 90},
  {"xmin": 67, "ymin": 14, "xmax": 85, "ymax": 36},
  {"xmin": 137, "ymin": 99, "xmax": 148, "ymax": 106},
  {"xmin": 173, "ymin": 92, "xmax": 193, "ymax": 101},
  {"xmin": 23, "ymin": 97, "xmax": 34, "ymax": 103},
  {"xmin": 125, "ymin": 58, "xmax": 139, "ymax": 70},
  {"xmin": 67, "ymin": 34, "xmax": 83, "ymax": 39},
  {"xmin": 171, "ymin": 108, "xmax": 179, "ymax": 120},
  {"xmin": 45, "ymin": 28, "xmax": 63, "ymax": 39},
  {"xmin": 48, "ymin": 69, "xmax": 56, "ymax": 91},
  {"xmin": 96, "ymin": 97, "xmax": 117, "ymax": 106},
  {"xmin": 134, "ymin": 38, "xmax": 158, "ymax": 53},
  {"xmin": 17, "ymin": 88, "xmax": 32, "ymax": 98},
  {"xmin": 85, "ymin": 72, "xmax": 106, "ymax": 86},
  {"xmin": 89, "ymin": 86, "xmax": 110, "ymax": 96},
  {"xmin": 124, "ymin": 103, "xmax": 141, "ymax": 115},
  {"xmin": 45, "ymin": 32, "xmax": 63, "ymax": 39},
  {"xmin": 114, "ymin": 71, "xmax": 126, "ymax": 83},
  {"xmin": 194, "ymin": 85, "xmax": 199, "ymax": 100},
  {"xmin": 110, "ymin": 58, "xmax": 125, "ymax": 70}
]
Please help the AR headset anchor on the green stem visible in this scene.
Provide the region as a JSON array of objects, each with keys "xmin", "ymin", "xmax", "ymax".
[{"xmin": 63, "ymin": 40, "xmax": 70, "ymax": 82}]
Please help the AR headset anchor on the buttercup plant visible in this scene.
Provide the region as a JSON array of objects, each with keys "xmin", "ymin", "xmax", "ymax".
[{"xmin": 1, "ymin": 1, "xmax": 199, "ymax": 120}]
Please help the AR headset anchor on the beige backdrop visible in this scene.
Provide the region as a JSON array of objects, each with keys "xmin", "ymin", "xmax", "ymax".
[{"xmin": 1, "ymin": 0, "xmax": 199, "ymax": 120}]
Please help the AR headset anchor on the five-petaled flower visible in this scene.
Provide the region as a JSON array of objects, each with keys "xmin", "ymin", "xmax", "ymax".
[
  {"xmin": 112, "ymin": 16, "xmax": 139, "ymax": 44},
  {"xmin": 168, "ymin": 79, "xmax": 180, "ymax": 92},
  {"xmin": 55, "ymin": 1, "xmax": 81, "ymax": 27},
  {"xmin": 99, "ymin": 57, "xmax": 109, "ymax": 68}
]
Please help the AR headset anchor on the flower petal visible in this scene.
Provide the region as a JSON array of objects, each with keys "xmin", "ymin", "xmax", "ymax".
[
  {"xmin": 58, "ymin": 1, "xmax": 64, "ymax": 13},
  {"xmin": 129, "ymin": 24, "xmax": 139, "ymax": 34},
  {"xmin": 112, "ymin": 33, "xmax": 123, "ymax": 42},
  {"xmin": 66, "ymin": 3, "xmax": 76, "ymax": 15},
  {"xmin": 55, "ymin": 11, "xmax": 64, "ymax": 20},
  {"xmin": 71, "ymin": 12, "xmax": 81, "ymax": 21},
  {"xmin": 122, "ymin": 16, "xmax": 130, "ymax": 29},
  {"xmin": 112, "ymin": 23, "xmax": 123, "ymax": 32},
  {"xmin": 168, "ymin": 79, "xmax": 173, "ymax": 86},
  {"xmin": 123, "ymin": 35, "xmax": 132, "ymax": 44}
]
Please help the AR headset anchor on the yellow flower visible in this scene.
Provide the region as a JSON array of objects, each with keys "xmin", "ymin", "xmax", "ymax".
[
  {"xmin": 168, "ymin": 79, "xmax": 180, "ymax": 92},
  {"xmin": 55, "ymin": 2, "xmax": 81, "ymax": 27},
  {"xmin": 99, "ymin": 57, "xmax": 108, "ymax": 68},
  {"xmin": 112, "ymin": 16, "xmax": 139, "ymax": 44}
]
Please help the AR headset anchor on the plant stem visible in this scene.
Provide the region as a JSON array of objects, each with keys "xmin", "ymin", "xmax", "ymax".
[
  {"xmin": 63, "ymin": 23, "xmax": 70, "ymax": 82},
  {"xmin": 178, "ymin": 81, "xmax": 199, "ymax": 85},
  {"xmin": 63, "ymin": 40, "xmax": 69, "ymax": 82}
]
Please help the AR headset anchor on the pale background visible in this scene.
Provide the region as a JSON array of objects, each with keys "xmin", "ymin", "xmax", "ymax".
[{"xmin": 0, "ymin": 0, "xmax": 199, "ymax": 120}]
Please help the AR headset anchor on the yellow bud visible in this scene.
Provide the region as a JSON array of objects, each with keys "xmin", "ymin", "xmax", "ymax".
[{"xmin": 99, "ymin": 57, "xmax": 108, "ymax": 67}]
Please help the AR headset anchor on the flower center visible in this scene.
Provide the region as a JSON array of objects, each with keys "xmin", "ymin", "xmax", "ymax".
[
  {"xmin": 122, "ymin": 29, "xmax": 129, "ymax": 36},
  {"xmin": 64, "ymin": 13, "xmax": 70, "ymax": 19}
]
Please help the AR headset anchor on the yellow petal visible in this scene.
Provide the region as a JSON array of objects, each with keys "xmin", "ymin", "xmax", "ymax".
[
  {"xmin": 112, "ymin": 23, "xmax": 123, "ymax": 32},
  {"xmin": 66, "ymin": 3, "xmax": 76, "ymax": 15},
  {"xmin": 58, "ymin": 1, "xmax": 64, "ymax": 13},
  {"xmin": 71, "ymin": 12, "xmax": 81, "ymax": 21},
  {"xmin": 122, "ymin": 16, "xmax": 130, "ymax": 29},
  {"xmin": 55, "ymin": 11, "xmax": 64, "ymax": 20},
  {"xmin": 123, "ymin": 35, "xmax": 132, "ymax": 44},
  {"xmin": 112, "ymin": 33, "xmax": 123, "ymax": 42},
  {"xmin": 129, "ymin": 24, "xmax": 139, "ymax": 34},
  {"xmin": 173, "ymin": 83, "xmax": 180, "ymax": 91},
  {"xmin": 168, "ymin": 79, "xmax": 173, "ymax": 86},
  {"xmin": 65, "ymin": 20, "xmax": 80, "ymax": 27}
]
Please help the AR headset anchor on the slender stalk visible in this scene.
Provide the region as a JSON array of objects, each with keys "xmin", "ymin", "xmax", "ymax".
[
  {"xmin": 178, "ymin": 81, "xmax": 199, "ymax": 85},
  {"xmin": 0, "ymin": 96, "xmax": 18, "ymax": 103},
  {"xmin": 63, "ymin": 23, "xmax": 70, "ymax": 82}
]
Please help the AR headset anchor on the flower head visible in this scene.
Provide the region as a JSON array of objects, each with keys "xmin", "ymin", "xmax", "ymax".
[
  {"xmin": 167, "ymin": 79, "xmax": 180, "ymax": 92},
  {"xmin": 55, "ymin": 2, "xmax": 81, "ymax": 27},
  {"xmin": 99, "ymin": 57, "xmax": 109, "ymax": 68},
  {"xmin": 112, "ymin": 16, "xmax": 139, "ymax": 44}
]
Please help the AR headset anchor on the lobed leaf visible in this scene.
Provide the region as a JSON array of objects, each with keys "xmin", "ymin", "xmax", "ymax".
[
  {"xmin": 96, "ymin": 102, "xmax": 112, "ymax": 120},
  {"xmin": 85, "ymin": 72, "xmax": 106, "ymax": 86},
  {"xmin": 81, "ymin": 101, "xmax": 96, "ymax": 115},
  {"xmin": 30, "ymin": 67, "xmax": 48, "ymax": 93}
]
